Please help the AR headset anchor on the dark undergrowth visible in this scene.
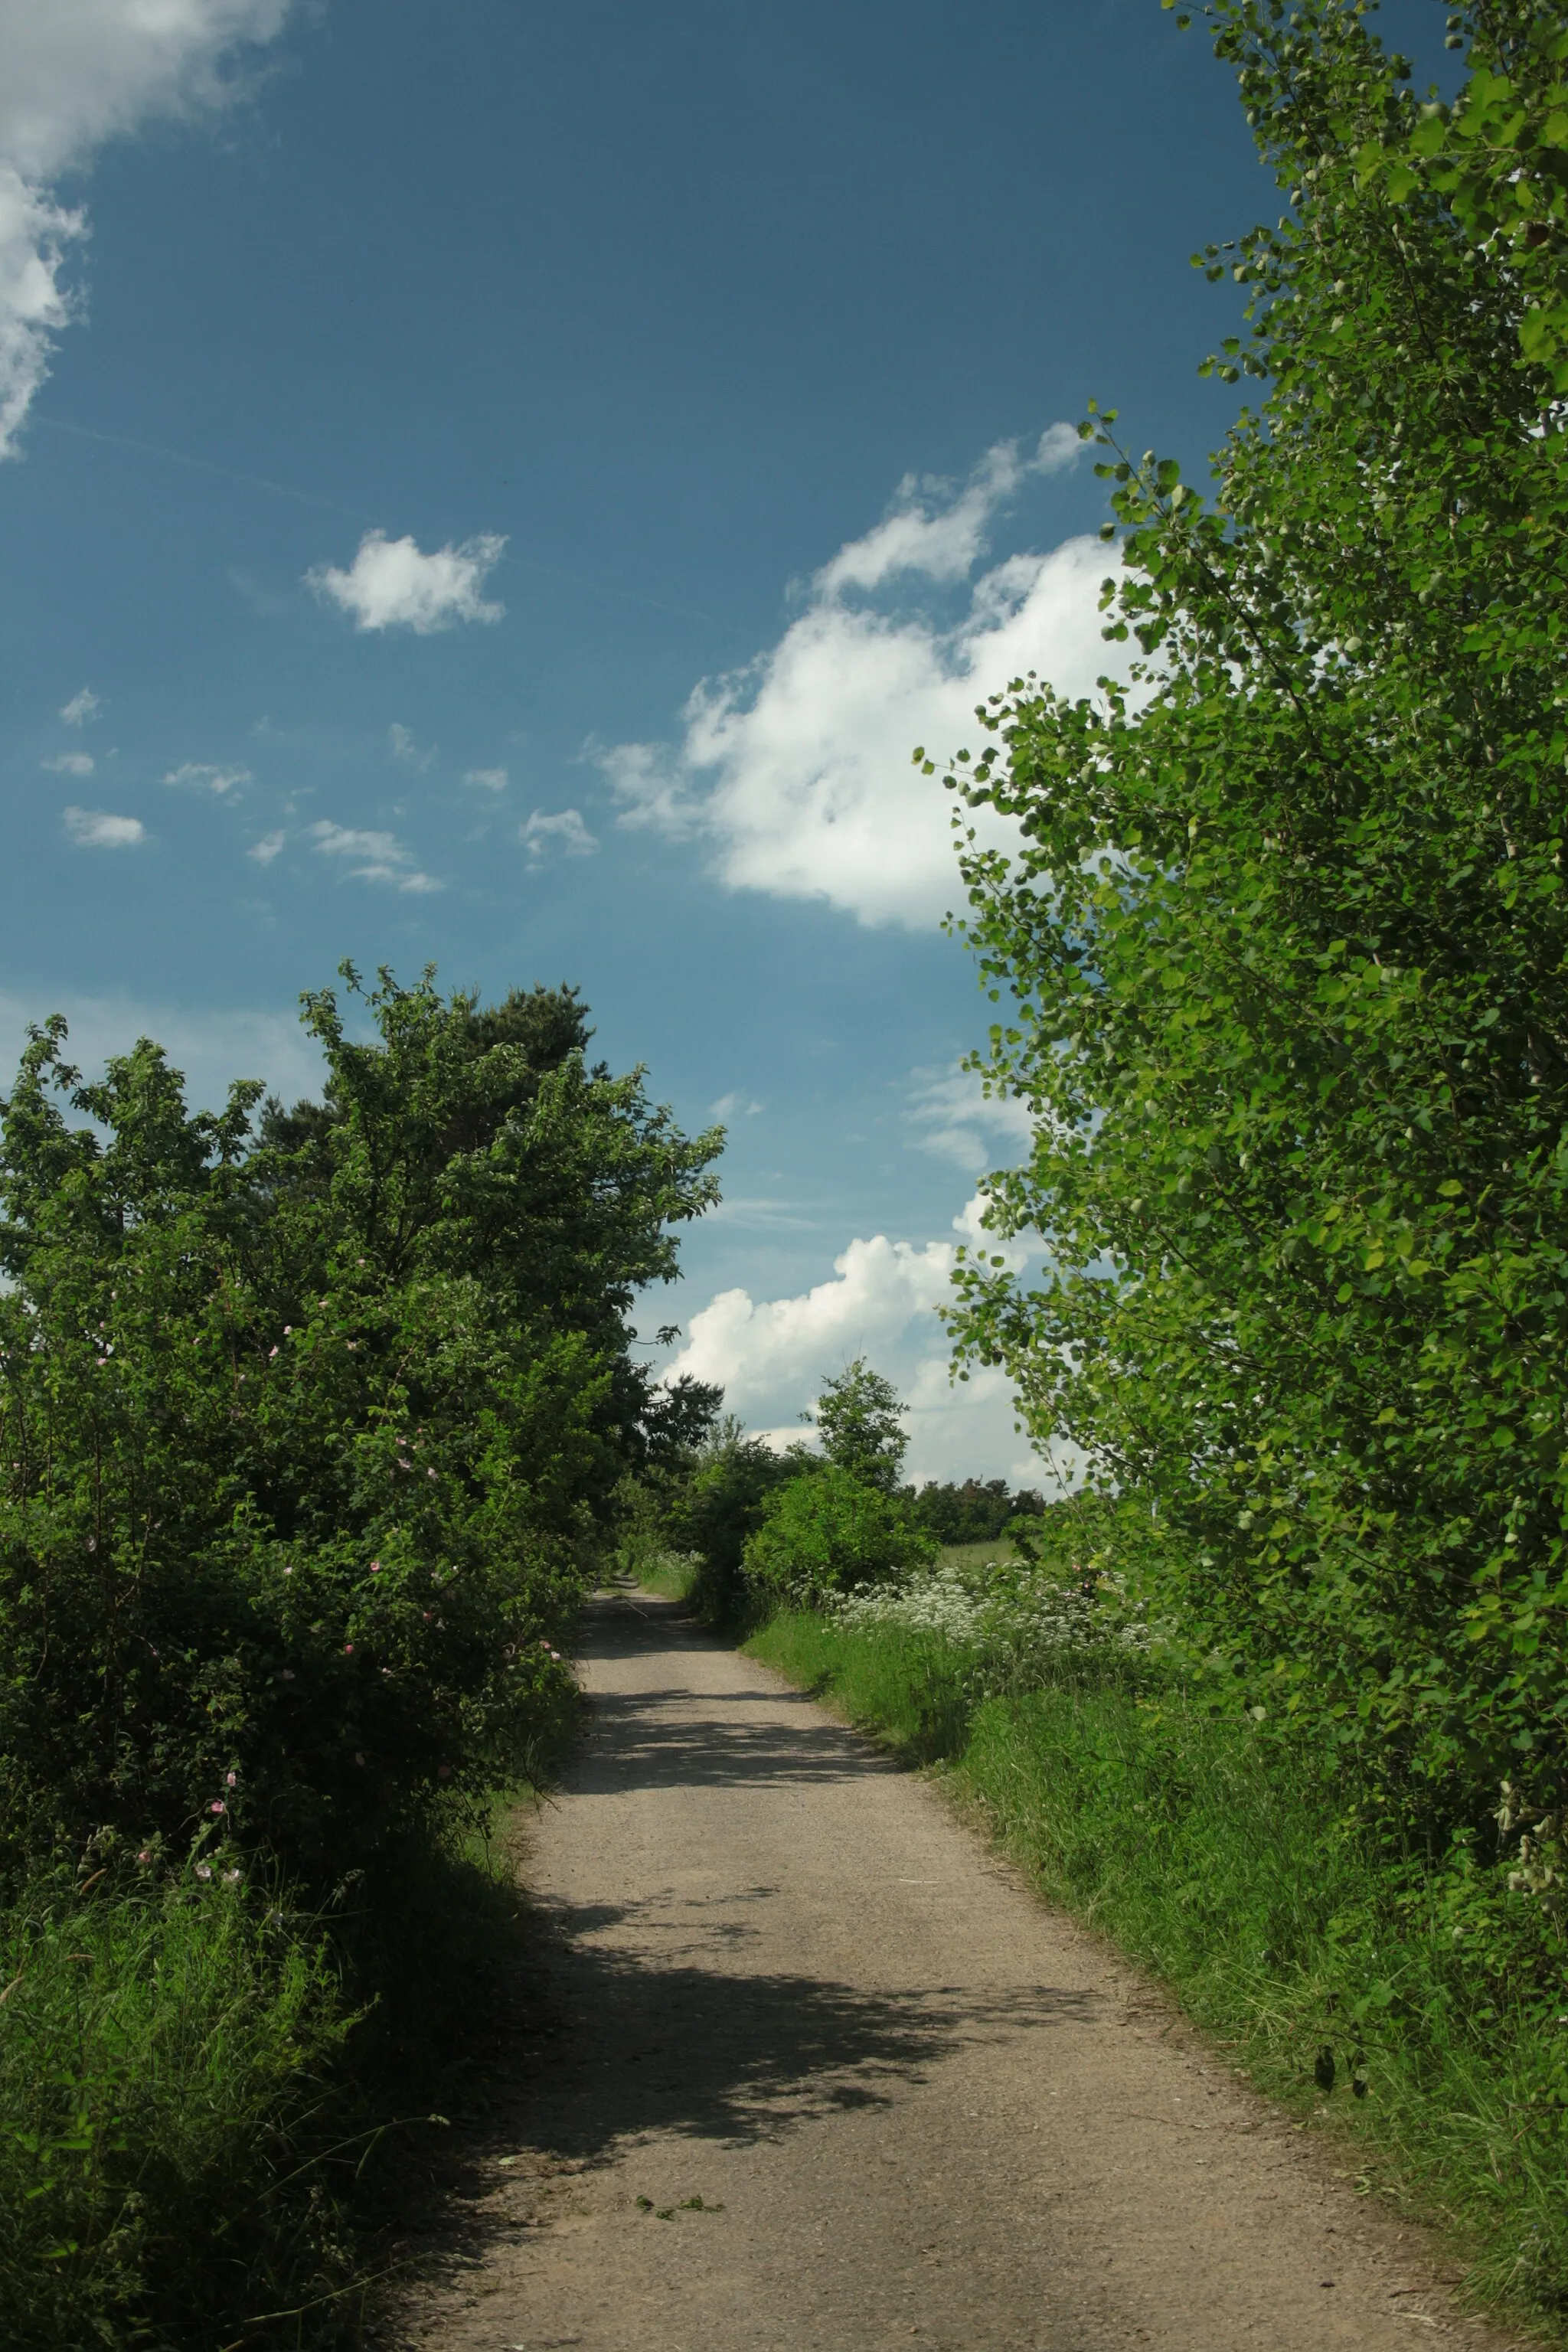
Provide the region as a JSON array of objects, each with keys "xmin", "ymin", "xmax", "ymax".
[
  {"xmin": 0, "ymin": 1789, "xmax": 559, "ymax": 2352},
  {"xmin": 747, "ymin": 1609, "xmax": 1568, "ymax": 2342}
]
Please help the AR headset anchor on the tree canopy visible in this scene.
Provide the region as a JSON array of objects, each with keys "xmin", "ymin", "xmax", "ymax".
[
  {"xmin": 0, "ymin": 967, "xmax": 720, "ymax": 1880},
  {"xmin": 936, "ymin": 0, "xmax": 1568, "ymax": 1832}
]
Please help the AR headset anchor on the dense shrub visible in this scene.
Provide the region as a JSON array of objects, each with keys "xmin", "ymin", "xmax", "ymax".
[
  {"xmin": 655, "ymin": 1418, "xmax": 795, "ymax": 1621},
  {"xmin": 0, "ymin": 968, "xmax": 717, "ymax": 1886},
  {"xmin": 741, "ymin": 1465, "xmax": 936, "ymax": 1608},
  {"xmin": 905, "ymin": 1477, "xmax": 1046, "ymax": 1546}
]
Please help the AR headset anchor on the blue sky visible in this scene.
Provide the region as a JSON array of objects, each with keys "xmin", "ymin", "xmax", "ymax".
[{"xmin": 0, "ymin": 0, "xmax": 1442, "ymax": 1480}]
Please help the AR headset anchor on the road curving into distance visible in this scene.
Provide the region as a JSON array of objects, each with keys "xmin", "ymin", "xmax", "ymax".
[{"xmin": 399, "ymin": 1589, "xmax": 1520, "ymax": 2352}]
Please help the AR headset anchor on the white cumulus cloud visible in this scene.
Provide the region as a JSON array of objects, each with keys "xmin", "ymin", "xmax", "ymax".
[
  {"xmin": 42, "ymin": 750, "xmax": 94, "ymax": 776},
  {"xmin": 163, "ymin": 760, "xmax": 250, "ymax": 794},
  {"xmin": 464, "ymin": 766, "xmax": 508, "ymax": 792},
  {"xmin": 247, "ymin": 828, "xmax": 284, "ymax": 864},
  {"xmin": 60, "ymin": 685, "xmax": 100, "ymax": 724},
  {"xmin": 308, "ymin": 530, "xmax": 505, "ymax": 634},
  {"xmin": 0, "ymin": 0, "xmax": 294, "ymax": 459},
  {"xmin": 663, "ymin": 1194, "xmax": 1050, "ymax": 1486},
  {"xmin": 64, "ymin": 805, "xmax": 143, "ymax": 847},
  {"xmin": 601, "ymin": 429, "xmax": 1115, "ymax": 928},
  {"xmin": 519, "ymin": 807, "xmax": 597, "ymax": 864},
  {"xmin": 305, "ymin": 818, "xmax": 442, "ymax": 893}
]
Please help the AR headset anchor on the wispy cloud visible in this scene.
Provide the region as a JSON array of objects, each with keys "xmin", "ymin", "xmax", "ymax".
[
  {"xmin": 64, "ymin": 805, "xmax": 143, "ymax": 848},
  {"xmin": 906, "ymin": 1063, "xmax": 1033, "ymax": 1174},
  {"xmin": 305, "ymin": 818, "xmax": 442, "ymax": 893},
  {"xmin": 709, "ymin": 1091, "xmax": 764, "ymax": 1121},
  {"xmin": 0, "ymin": 2, "xmax": 295, "ymax": 459},
  {"xmin": 464, "ymin": 766, "xmax": 507, "ymax": 792},
  {"xmin": 0, "ymin": 985, "xmax": 325, "ymax": 1115},
  {"xmin": 601, "ymin": 428, "xmax": 1111, "ymax": 928},
  {"xmin": 60, "ymin": 685, "xmax": 100, "ymax": 726},
  {"xmin": 308, "ymin": 529, "xmax": 505, "ymax": 634},
  {"xmin": 163, "ymin": 761, "xmax": 251, "ymax": 795},
  {"xmin": 42, "ymin": 750, "xmax": 93, "ymax": 776},
  {"xmin": 815, "ymin": 426, "xmax": 1079, "ymax": 596},
  {"xmin": 387, "ymin": 722, "xmax": 435, "ymax": 772},
  {"xmin": 519, "ymin": 807, "xmax": 596, "ymax": 865},
  {"xmin": 247, "ymin": 829, "xmax": 285, "ymax": 865}
]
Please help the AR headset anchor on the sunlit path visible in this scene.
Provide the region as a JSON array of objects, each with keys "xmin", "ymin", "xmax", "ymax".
[{"xmin": 394, "ymin": 1592, "xmax": 1508, "ymax": 2352}]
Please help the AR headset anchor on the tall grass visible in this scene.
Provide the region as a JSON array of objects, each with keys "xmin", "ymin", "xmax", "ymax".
[
  {"xmin": 0, "ymin": 1868, "xmax": 355, "ymax": 2351},
  {"xmin": 0, "ymin": 1784, "xmax": 562, "ymax": 2350},
  {"xmin": 749, "ymin": 1609, "xmax": 1568, "ymax": 2334}
]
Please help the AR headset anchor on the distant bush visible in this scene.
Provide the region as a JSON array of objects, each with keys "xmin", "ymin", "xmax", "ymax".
[
  {"xmin": 742, "ymin": 1466, "xmax": 936, "ymax": 1608},
  {"xmin": 906, "ymin": 1478, "xmax": 1047, "ymax": 1547},
  {"xmin": 662, "ymin": 1419, "xmax": 796, "ymax": 1621}
]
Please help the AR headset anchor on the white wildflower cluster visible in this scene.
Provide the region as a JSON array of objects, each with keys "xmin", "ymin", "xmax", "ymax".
[
  {"xmin": 834, "ymin": 1557, "xmax": 1150, "ymax": 1681},
  {"xmin": 1498, "ymin": 1780, "xmax": 1566, "ymax": 1917}
]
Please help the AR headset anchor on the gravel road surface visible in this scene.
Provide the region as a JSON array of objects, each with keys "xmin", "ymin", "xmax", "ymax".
[{"xmin": 399, "ymin": 1589, "xmax": 1519, "ymax": 2352}]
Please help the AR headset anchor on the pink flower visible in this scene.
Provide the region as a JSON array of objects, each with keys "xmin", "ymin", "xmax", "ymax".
[
  {"xmin": 344, "ymin": 1642, "xmax": 354, "ymax": 1653},
  {"xmin": 269, "ymin": 1345, "xmax": 279, "ymax": 1359},
  {"xmin": 283, "ymin": 1325, "xmax": 292, "ymax": 1335},
  {"xmin": 280, "ymin": 1669, "xmax": 296, "ymax": 1681},
  {"xmin": 95, "ymin": 1356, "xmax": 108, "ymax": 1367},
  {"xmin": 210, "ymin": 1799, "xmax": 225, "ymax": 1814},
  {"xmin": 225, "ymin": 1771, "xmax": 237, "ymax": 1787},
  {"xmin": 136, "ymin": 1849, "xmax": 152, "ymax": 1864},
  {"xmin": 426, "ymin": 1468, "xmax": 436, "ymax": 1479},
  {"xmin": 283, "ymin": 1564, "xmax": 293, "ymax": 1576},
  {"xmin": 369, "ymin": 1560, "xmax": 381, "ymax": 1573}
]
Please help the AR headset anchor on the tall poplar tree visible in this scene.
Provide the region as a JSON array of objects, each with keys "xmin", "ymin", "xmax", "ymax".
[{"xmin": 938, "ymin": 0, "xmax": 1568, "ymax": 1828}]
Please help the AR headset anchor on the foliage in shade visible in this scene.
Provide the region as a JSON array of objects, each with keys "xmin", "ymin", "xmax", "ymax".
[
  {"xmin": 906, "ymin": 1477, "xmax": 1047, "ymax": 1546},
  {"xmin": 936, "ymin": 0, "xmax": 1568, "ymax": 1831}
]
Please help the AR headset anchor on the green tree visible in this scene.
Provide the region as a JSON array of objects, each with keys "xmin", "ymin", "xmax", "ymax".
[
  {"xmin": 742, "ymin": 1464, "xmax": 936, "ymax": 1608},
  {"xmin": 0, "ymin": 967, "xmax": 720, "ymax": 1880},
  {"xmin": 807, "ymin": 1357, "xmax": 910, "ymax": 1493},
  {"xmin": 936, "ymin": 0, "xmax": 1568, "ymax": 1831}
]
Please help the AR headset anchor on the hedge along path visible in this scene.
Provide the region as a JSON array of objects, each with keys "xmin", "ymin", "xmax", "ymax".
[{"xmin": 400, "ymin": 1592, "xmax": 1521, "ymax": 2352}]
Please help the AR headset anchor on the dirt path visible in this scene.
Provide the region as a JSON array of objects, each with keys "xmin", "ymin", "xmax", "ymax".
[{"xmin": 397, "ymin": 1590, "xmax": 1521, "ymax": 2352}]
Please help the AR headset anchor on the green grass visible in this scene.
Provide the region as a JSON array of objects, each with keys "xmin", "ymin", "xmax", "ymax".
[
  {"xmin": 747, "ymin": 1609, "xmax": 1568, "ymax": 2339},
  {"xmin": 0, "ymin": 1770, "xmax": 570, "ymax": 2349},
  {"xmin": 0, "ymin": 1867, "xmax": 357, "ymax": 2351},
  {"xmin": 933, "ymin": 1537, "xmax": 1028, "ymax": 1576},
  {"xmin": 629, "ymin": 1553, "xmax": 701, "ymax": 1606}
]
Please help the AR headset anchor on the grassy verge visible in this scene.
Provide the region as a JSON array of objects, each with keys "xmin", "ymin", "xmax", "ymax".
[
  {"xmin": 0, "ymin": 1782, "xmax": 568, "ymax": 2347},
  {"xmin": 746, "ymin": 1608, "xmax": 1568, "ymax": 2337}
]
